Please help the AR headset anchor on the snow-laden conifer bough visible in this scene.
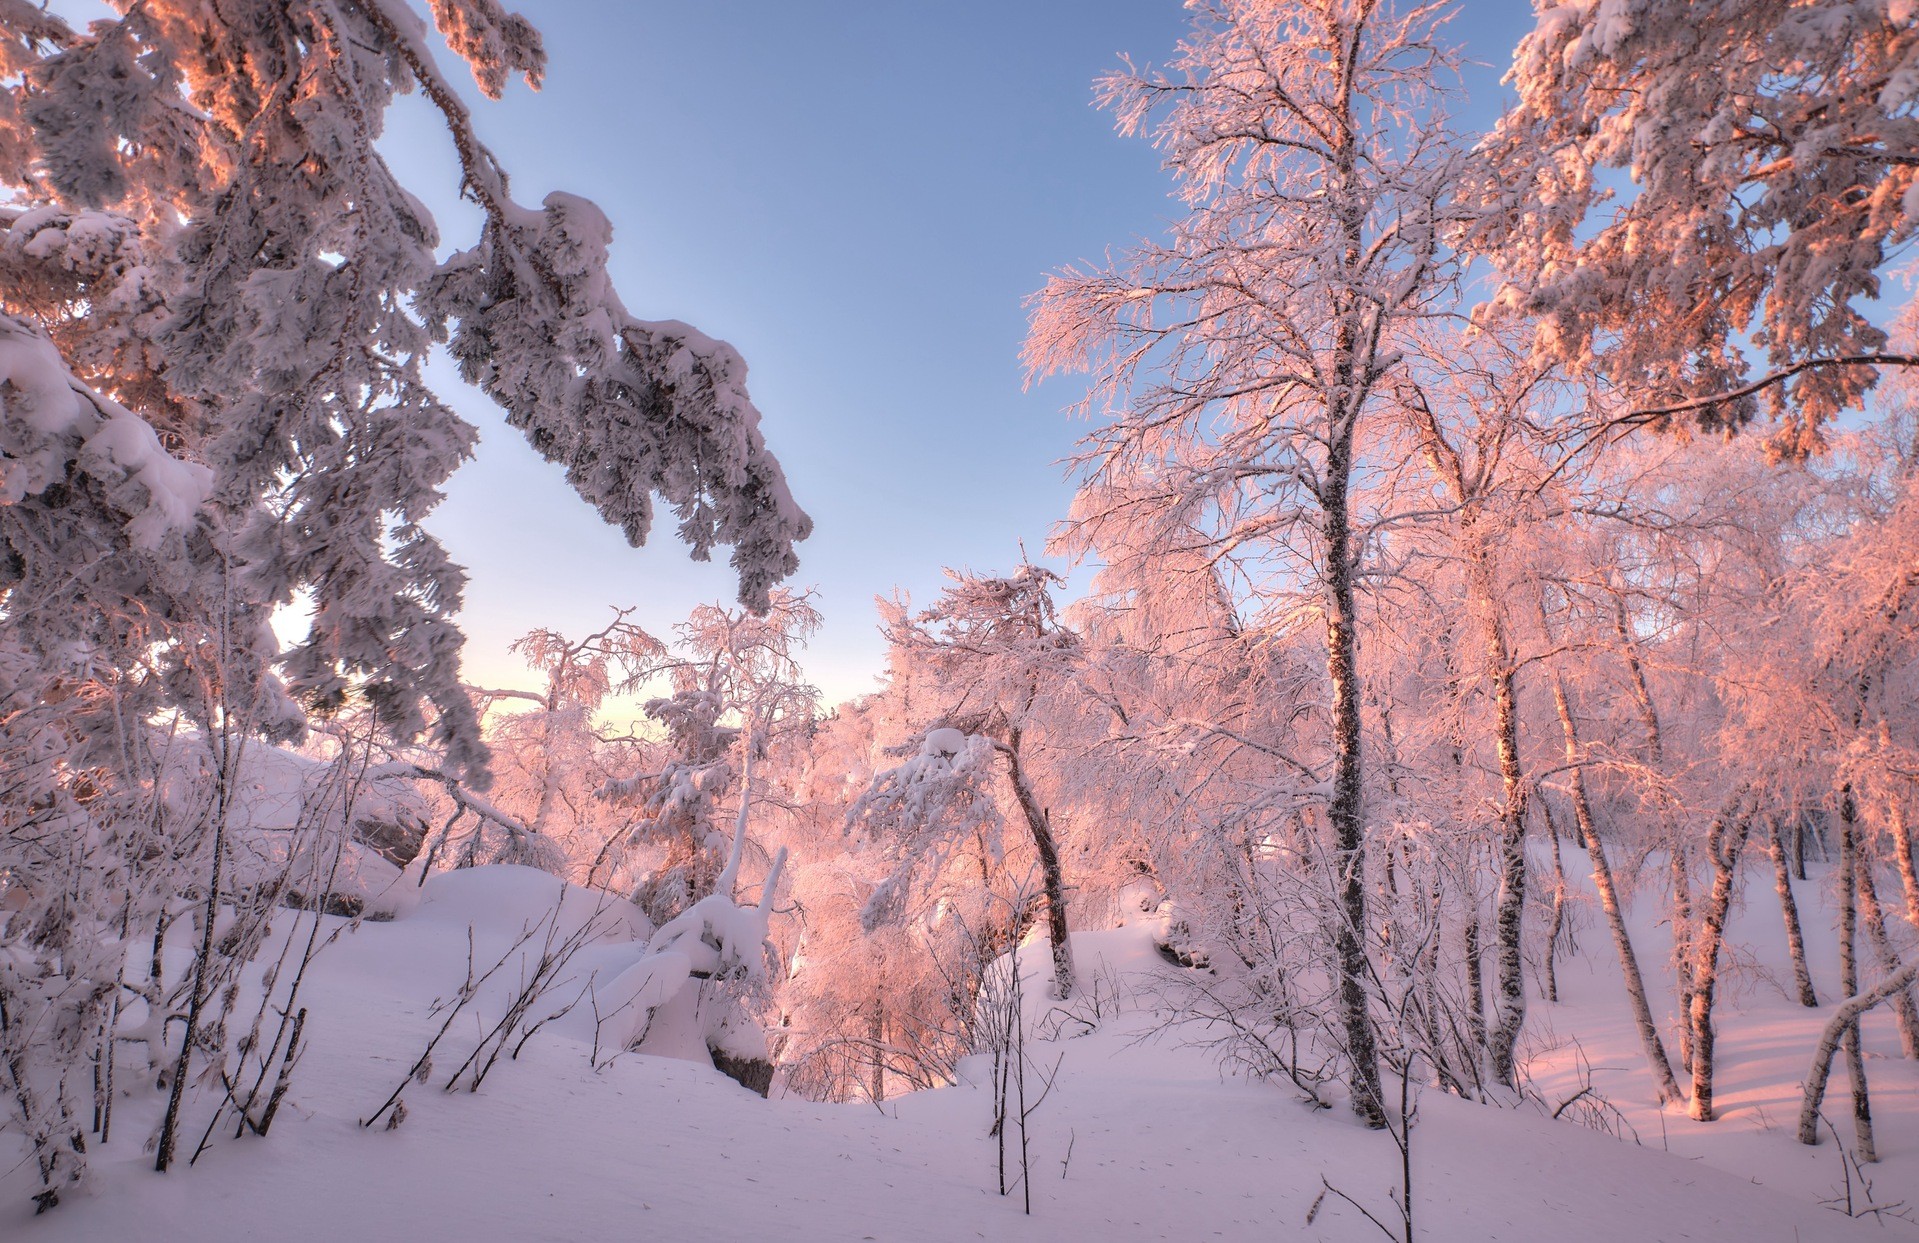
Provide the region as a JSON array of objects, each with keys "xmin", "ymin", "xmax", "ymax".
[{"xmin": 0, "ymin": 0, "xmax": 806, "ymax": 1208}]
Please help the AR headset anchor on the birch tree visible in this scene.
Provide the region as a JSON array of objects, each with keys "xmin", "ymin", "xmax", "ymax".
[
  {"xmin": 1027, "ymin": 0, "xmax": 1465, "ymax": 1125},
  {"xmin": 1395, "ymin": 330, "xmax": 1558, "ymax": 1088},
  {"xmin": 598, "ymin": 590, "xmax": 821, "ymax": 923}
]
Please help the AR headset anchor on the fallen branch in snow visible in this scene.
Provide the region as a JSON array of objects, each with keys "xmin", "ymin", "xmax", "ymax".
[
  {"xmin": 379, "ymin": 763, "xmax": 535, "ymax": 841},
  {"xmin": 1516, "ymin": 1036, "xmax": 1641, "ymax": 1146}
]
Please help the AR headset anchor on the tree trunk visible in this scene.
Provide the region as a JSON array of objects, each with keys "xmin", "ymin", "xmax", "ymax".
[
  {"xmin": 531, "ymin": 690, "xmax": 563, "ymax": 836},
  {"xmin": 1380, "ymin": 707, "xmax": 1405, "ymax": 898},
  {"xmin": 1483, "ymin": 629, "xmax": 1530, "ymax": 1089},
  {"xmin": 1798, "ymin": 958, "xmax": 1919, "ymax": 1145},
  {"xmin": 1767, "ymin": 815, "xmax": 1819, "ymax": 1008},
  {"xmin": 1003, "ymin": 730, "xmax": 1075, "ymax": 1000},
  {"xmin": 1670, "ymin": 843, "xmax": 1696, "ymax": 1074},
  {"xmin": 1415, "ymin": 397, "xmax": 1532, "ymax": 1089},
  {"xmin": 1837, "ymin": 790, "xmax": 1876, "ymax": 1160},
  {"xmin": 1539, "ymin": 799, "xmax": 1570, "ymax": 1005},
  {"xmin": 1856, "ymin": 856, "xmax": 1919, "ymax": 1059},
  {"xmin": 1891, "ymin": 801, "xmax": 1919, "ymax": 930},
  {"xmin": 868, "ymin": 1000, "xmax": 886, "ymax": 1104},
  {"xmin": 1609, "ymin": 597, "xmax": 1694, "ymax": 1088},
  {"xmin": 1686, "ymin": 791, "xmax": 1752, "ymax": 1122},
  {"xmin": 1538, "ymin": 601, "xmax": 1683, "ymax": 1104},
  {"xmin": 1611, "ymin": 590, "xmax": 1663, "ymax": 766},
  {"xmin": 1322, "ymin": 444, "xmax": 1384, "ymax": 1129},
  {"xmin": 1464, "ymin": 897, "xmax": 1486, "ymax": 1055}
]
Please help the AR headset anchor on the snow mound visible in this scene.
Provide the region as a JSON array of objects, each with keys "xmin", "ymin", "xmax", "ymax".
[{"xmin": 413, "ymin": 865, "xmax": 650, "ymax": 942}]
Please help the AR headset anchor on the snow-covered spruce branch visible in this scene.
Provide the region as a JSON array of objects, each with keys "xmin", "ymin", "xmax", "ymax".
[{"xmin": 356, "ymin": 0, "xmax": 811, "ymax": 613}]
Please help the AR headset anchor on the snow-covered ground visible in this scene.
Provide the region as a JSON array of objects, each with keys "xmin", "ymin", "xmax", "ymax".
[{"xmin": 5, "ymin": 863, "xmax": 1913, "ymax": 1242}]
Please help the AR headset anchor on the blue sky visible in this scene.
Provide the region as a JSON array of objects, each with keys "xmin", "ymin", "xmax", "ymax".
[{"xmin": 393, "ymin": 1, "xmax": 1536, "ymax": 709}]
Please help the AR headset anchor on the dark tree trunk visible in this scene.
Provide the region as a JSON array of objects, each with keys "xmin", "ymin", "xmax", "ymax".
[
  {"xmin": 1837, "ymin": 790, "xmax": 1876, "ymax": 1160},
  {"xmin": 1003, "ymin": 730, "xmax": 1075, "ymax": 1000},
  {"xmin": 1484, "ymin": 641, "xmax": 1529, "ymax": 1088},
  {"xmin": 1767, "ymin": 815, "xmax": 1819, "ymax": 1008},
  {"xmin": 1537, "ymin": 598, "xmax": 1683, "ymax": 1104},
  {"xmin": 1464, "ymin": 897, "xmax": 1486, "ymax": 1056},
  {"xmin": 1322, "ymin": 441, "xmax": 1384, "ymax": 1129},
  {"xmin": 1686, "ymin": 792, "xmax": 1752, "ymax": 1122}
]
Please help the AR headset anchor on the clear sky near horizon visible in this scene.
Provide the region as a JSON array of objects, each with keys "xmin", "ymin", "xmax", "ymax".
[{"xmin": 388, "ymin": 1, "xmax": 1537, "ymax": 713}]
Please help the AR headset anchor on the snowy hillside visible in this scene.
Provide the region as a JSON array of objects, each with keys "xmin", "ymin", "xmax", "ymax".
[{"xmin": 5, "ymin": 863, "xmax": 1909, "ymax": 1243}]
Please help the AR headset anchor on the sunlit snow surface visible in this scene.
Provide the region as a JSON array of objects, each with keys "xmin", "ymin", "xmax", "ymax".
[{"xmin": 5, "ymin": 861, "xmax": 1912, "ymax": 1241}]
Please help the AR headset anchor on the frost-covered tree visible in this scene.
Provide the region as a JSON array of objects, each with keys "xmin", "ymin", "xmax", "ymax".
[
  {"xmin": 850, "ymin": 727, "xmax": 1009, "ymax": 923},
  {"xmin": 599, "ymin": 589, "xmax": 821, "ymax": 924},
  {"xmin": 0, "ymin": 0, "xmax": 806, "ymax": 1205},
  {"xmin": 766, "ymin": 686, "xmax": 1011, "ymax": 1104},
  {"xmin": 1386, "ymin": 329, "xmax": 1566, "ymax": 1089},
  {"xmin": 1717, "ymin": 402, "xmax": 1919, "ymax": 1141},
  {"xmin": 1063, "ymin": 503, "xmax": 1324, "ymax": 955},
  {"xmin": 500, "ymin": 613, "xmax": 664, "ymax": 840},
  {"xmin": 1027, "ymin": 0, "xmax": 1467, "ymax": 1125},
  {"xmin": 861, "ymin": 564, "xmax": 1085, "ymax": 998},
  {"xmin": 1476, "ymin": 0, "xmax": 1919, "ymax": 454},
  {"xmin": 405, "ymin": 610, "xmax": 668, "ymax": 875},
  {"xmin": 1, "ymin": 0, "xmax": 810, "ymax": 783}
]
